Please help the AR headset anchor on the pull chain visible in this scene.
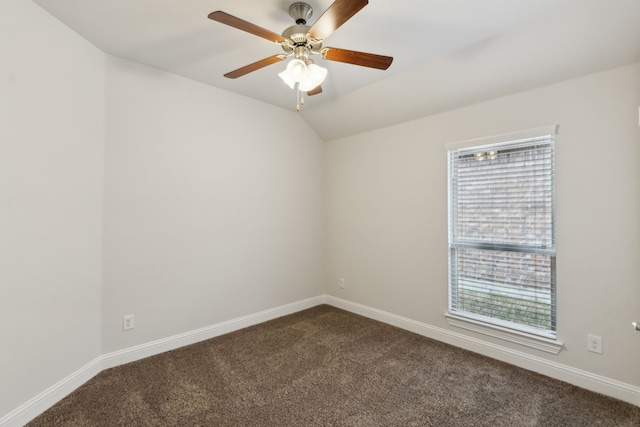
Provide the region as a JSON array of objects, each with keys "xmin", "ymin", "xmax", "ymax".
[{"xmin": 295, "ymin": 83, "xmax": 305, "ymax": 112}]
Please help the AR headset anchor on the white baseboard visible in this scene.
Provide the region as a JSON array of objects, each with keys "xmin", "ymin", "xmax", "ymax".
[
  {"xmin": 0, "ymin": 296, "xmax": 325, "ymax": 427},
  {"xmin": 0, "ymin": 358, "xmax": 103, "ymax": 427},
  {"xmin": 324, "ymin": 295, "xmax": 640, "ymax": 408},
  {"xmin": 101, "ymin": 295, "xmax": 326, "ymax": 370},
  {"xmin": 4, "ymin": 294, "xmax": 638, "ymax": 426}
]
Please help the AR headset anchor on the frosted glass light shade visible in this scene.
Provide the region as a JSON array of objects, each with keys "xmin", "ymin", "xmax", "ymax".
[
  {"xmin": 299, "ymin": 63, "xmax": 327, "ymax": 92},
  {"xmin": 287, "ymin": 59, "xmax": 307, "ymax": 80},
  {"xmin": 278, "ymin": 69, "xmax": 296, "ymax": 89},
  {"xmin": 279, "ymin": 59, "xmax": 308, "ymax": 89}
]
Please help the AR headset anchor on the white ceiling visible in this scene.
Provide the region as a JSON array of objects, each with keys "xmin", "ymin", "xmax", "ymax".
[{"xmin": 32, "ymin": 0, "xmax": 640, "ymax": 141}]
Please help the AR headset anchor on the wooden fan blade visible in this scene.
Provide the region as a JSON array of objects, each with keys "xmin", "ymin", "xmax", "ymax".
[
  {"xmin": 308, "ymin": 0, "xmax": 368, "ymax": 40},
  {"xmin": 224, "ymin": 55, "xmax": 286, "ymax": 79},
  {"xmin": 307, "ymin": 85, "xmax": 323, "ymax": 96},
  {"xmin": 208, "ymin": 11, "xmax": 285, "ymax": 43},
  {"xmin": 322, "ymin": 47, "xmax": 393, "ymax": 70}
]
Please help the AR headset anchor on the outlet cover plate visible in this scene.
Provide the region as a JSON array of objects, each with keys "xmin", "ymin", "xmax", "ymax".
[
  {"xmin": 587, "ymin": 334, "xmax": 603, "ymax": 354},
  {"xmin": 123, "ymin": 314, "xmax": 135, "ymax": 331}
]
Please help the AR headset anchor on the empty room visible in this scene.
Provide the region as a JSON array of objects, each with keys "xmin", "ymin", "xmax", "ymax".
[{"xmin": 2, "ymin": 0, "xmax": 640, "ymax": 425}]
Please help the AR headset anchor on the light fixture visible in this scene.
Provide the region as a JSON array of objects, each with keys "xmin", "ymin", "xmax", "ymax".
[
  {"xmin": 278, "ymin": 55, "xmax": 327, "ymax": 111},
  {"xmin": 278, "ymin": 58, "xmax": 308, "ymax": 89}
]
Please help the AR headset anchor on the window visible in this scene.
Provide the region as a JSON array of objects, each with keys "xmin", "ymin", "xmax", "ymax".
[{"xmin": 446, "ymin": 126, "xmax": 557, "ymax": 340}]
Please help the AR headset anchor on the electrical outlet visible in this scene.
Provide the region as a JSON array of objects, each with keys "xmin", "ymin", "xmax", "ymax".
[
  {"xmin": 587, "ymin": 334, "xmax": 602, "ymax": 354},
  {"xmin": 339, "ymin": 278, "xmax": 345, "ymax": 289},
  {"xmin": 123, "ymin": 314, "xmax": 135, "ymax": 331}
]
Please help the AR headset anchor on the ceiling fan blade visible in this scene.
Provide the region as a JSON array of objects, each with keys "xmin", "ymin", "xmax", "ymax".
[
  {"xmin": 307, "ymin": 85, "xmax": 323, "ymax": 96},
  {"xmin": 224, "ymin": 55, "xmax": 286, "ymax": 79},
  {"xmin": 308, "ymin": 0, "xmax": 368, "ymax": 40},
  {"xmin": 208, "ymin": 11, "xmax": 286, "ymax": 43},
  {"xmin": 322, "ymin": 47, "xmax": 393, "ymax": 70}
]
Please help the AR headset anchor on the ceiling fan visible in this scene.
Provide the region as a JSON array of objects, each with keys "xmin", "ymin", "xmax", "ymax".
[{"xmin": 208, "ymin": 0, "xmax": 393, "ymax": 108}]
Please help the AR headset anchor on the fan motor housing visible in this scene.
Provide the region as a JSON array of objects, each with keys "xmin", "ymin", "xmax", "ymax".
[
  {"xmin": 281, "ymin": 24, "xmax": 323, "ymax": 57},
  {"xmin": 282, "ymin": 24, "xmax": 310, "ymax": 44}
]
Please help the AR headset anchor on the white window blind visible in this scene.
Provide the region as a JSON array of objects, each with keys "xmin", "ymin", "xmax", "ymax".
[{"xmin": 447, "ymin": 128, "xmax": 556, "ymax": 338}]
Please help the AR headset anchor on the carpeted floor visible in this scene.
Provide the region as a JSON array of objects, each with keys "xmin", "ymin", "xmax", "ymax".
[{"xmin": 28, "ymin": 305, "xmax": 640, "ymax": 426}]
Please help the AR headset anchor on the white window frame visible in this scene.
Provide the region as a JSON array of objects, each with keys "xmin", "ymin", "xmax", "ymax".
[{"xmin": 445, "ymin": 125, "xmax": 563, "ymax": 354}]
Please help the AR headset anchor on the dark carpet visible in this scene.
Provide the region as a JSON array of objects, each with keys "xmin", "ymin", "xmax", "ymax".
[{"xmin": 28, "ymin": 305, "xmax": 640, "ymax": 426}]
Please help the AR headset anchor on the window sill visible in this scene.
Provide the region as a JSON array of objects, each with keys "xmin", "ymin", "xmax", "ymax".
[{"xmin": 444, "ymin": 313, "xmax": 564, "ymax": 354}]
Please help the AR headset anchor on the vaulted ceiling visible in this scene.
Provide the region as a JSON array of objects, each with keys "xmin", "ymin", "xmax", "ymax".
[{"xmin": 32, "ymin": 0, "xmax": 640, "ymax": 140}]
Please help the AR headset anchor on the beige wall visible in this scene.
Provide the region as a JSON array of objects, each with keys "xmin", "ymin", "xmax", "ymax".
[
  {"xmin": 0, "ymin": 0, "xmax": 105, "ymax": 416},
  {"xmin": 102, "ymin": 57, "xmax": 326, "ymax": 353},
  {"xmin": 2, "ymin": 1, "xmax": 325, "ymax": 420},
  {"xmin": 326, "ymin": 63, "xmax": 640, "ymax": 386}
]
